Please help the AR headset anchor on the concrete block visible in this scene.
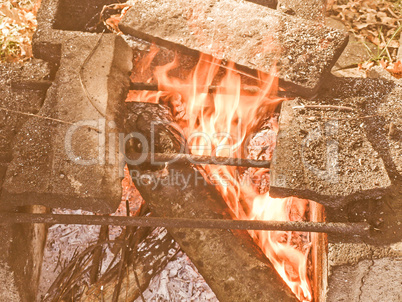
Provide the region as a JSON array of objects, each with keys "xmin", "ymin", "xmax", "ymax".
[
  {"xmin": 327, "ymin": 258, "xmax": 402, "ymax": 301},
  {"xmin": 270, "ymin": 97, "xmax": 392, "ymax": 208},
  {"xmin": 326, "ymin": 17, "xmax": 375, "ymax": 71},
  {"xmin": 376, "ymin": 82, "xmax": 402, "ymax": 179},
  {"xmin": 277, "ymin": 0, "xmax": 326, "ymax": 21},
  {"xmin": 32, "ymin": 0, "xmax": 116, "ymax": 63},
  {"xmin": 119, "ymin": 0, "xmax": 348, "ymax": 97},
  {"xmin": 1, "ymin": 34, "xmax": 133, "ymax": 213},
  {"xmin": 0, "ymin": 60, "xmax": 51, "ymax": 188}
]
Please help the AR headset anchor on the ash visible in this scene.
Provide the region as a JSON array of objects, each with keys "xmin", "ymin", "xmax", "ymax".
[
  {"xmin": 37, "ymin": 209, "xmax": 101, "ymax": 300},
  {"xmin": 37, "ymin": 207, "xmax": 218, "ymax": 301},
  {"xmin": 135, "ymin": 251, "xmax": 218, "ymax": 302}
]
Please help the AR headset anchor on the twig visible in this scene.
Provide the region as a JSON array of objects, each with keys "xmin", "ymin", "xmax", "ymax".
[
  {"xmin": 298, "ymin": 114, "xmax": 378, "ymax": 120},
  {"xmin": 292, "ymin": 104, "xmax": 355, "ymax": 112},
  {"xmin": 378, "ymin": 23, "xmax": 402, "ymax": 59},
  {"xmin": 379, "ymin": 28, "xmax": 392, "ymax": 62},
  {"xmin": 89, "ymin": 224, "xmax": 109, "ymax": 284},
  {"xmin": 133, "ymin": 268, "xmax": 146, "ymax": 302},
  {"xmin": 0, "ymin": 106, "xmax": 101, "ymax": 132}
]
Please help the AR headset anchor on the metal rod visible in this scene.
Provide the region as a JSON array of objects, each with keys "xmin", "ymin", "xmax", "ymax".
[
  {"xmin": 130, "ymin": 82, "xmax": 294, "ymax": 98},
  {"xmin": 0, "ymin": 213, "xmax": 371, "ymax": 236},
  {"xmin": 134, "ymin": 153, "xmax": 271, "ymax": 168}
]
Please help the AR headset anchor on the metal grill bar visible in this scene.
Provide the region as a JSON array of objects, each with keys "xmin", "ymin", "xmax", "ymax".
[
  {"xmin": 0, "ymin": 213, "xmax": 371, "ymax": 236},
  {"xmin": 135, "ymin": 153, "xmax": 271, "ymax": 168},
  {"xmin": 130, "ymin": 82, "xmax": 294, "ymax": 97}
]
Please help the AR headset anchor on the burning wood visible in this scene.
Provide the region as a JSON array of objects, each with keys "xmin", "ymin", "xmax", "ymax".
[
  {"xmin": 124, "ymin": 102, "xmax": 298, "ymax": 301},
  {"xmin": 123, "ymin": 36, "xmax": 319, "ymax": 299}
]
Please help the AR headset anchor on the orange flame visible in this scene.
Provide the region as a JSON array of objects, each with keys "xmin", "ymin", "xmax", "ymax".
[{"xmin": 128, "ymin": 51, "xmax": 313, "ymax": 301}]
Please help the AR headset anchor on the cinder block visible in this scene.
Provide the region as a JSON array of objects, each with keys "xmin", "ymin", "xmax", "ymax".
[
  {"xmin": 277, "ymin": 0, "xmax": 326, "ymax": 21},
  {"xmin": 270, "ymin": 96, "xmax": 392, "ymax": 208},
  {"xmin": 1, "ymin": 34, "xmax": 133, "ymax": 213},
  {"xmin": 0, "ymin": 60, "xmax": 51, "ymax": 188},
  {"xmin": 119, "ymin": 0, "xmax": 348, "ymax": 97}
]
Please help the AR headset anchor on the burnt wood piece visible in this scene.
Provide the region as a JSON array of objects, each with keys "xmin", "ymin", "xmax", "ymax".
[
  {"xmin": 124, "ymin": 102, "xmax": 298, "ymax": 302},
  {"xmin": 119, "ymin": 0, "xmax": 348, "ymax": 97},
  {"xmin": 82, "ymin": 228, "xmax": 179, "ymax": 302}
]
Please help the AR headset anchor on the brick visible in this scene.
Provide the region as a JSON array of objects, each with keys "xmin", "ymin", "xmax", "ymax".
[
  {"xmin": 269, "ymin": 95, "xmax": 392, "ymax": 208},
  {"xmin": 1, "ymin": 34, "xmax": 133, "ymax": 213},
  {"xmin": 119, "ymin": 0, "xmax": 348, "ymax": 97}
]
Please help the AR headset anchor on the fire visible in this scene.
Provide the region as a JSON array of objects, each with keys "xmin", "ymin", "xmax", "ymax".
[{"xmin": 128, "ymin": 51, "xmax": 313, "ymax": 301}]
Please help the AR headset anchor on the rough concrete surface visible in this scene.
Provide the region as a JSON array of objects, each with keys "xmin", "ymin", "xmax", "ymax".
[
  {"xmin": 1, "ymin": 34, "xmax": 133, "ymax": 213},
  {"xmin": 33, "ymin": 0, "xmax": 116, "ymax": 63},
  {"xmin": 327, "ymin": 258, "xmax": 402, "ymax": 301},
  {"xmin": 119, "ymin": 0, "xmax": 348, "ymax": 97},
  {"xmin": 246, "ymin": 0, "xmax": 277, "ymax": 9},
  {"xmin": 277, "ymin": 0, "xmax": 326, "ymax": 21},
  {"xmin": 376, "ymin": 82, "xmax": 402, "ymax": 178},
  {"xmin": 327, "ymin": 17, "xmax": 375, "ymax": 71},
  {"xmin": 0, "ymin": 60, "xmax": 51, "ymax": 188},
  {"xmin": 270, "ymin": 98, "xmax": 392, "ymax": 208},
  {"xmin": 329, "ymin": 242, "xmax": 402, "ymax": 266},
  {"xmin": 0, "ymin": 227, "xmax": 21, "ymax": 302}
]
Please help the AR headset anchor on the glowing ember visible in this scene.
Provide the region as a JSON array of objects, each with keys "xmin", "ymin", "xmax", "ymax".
[{"xmin": 128, "ymin": 50, "xmax": 313, "ymax": 301}]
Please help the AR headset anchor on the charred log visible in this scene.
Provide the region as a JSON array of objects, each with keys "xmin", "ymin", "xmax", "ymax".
[{"xmin": 124, "ymin": 102, "xmax": 298, "ymax": 302}]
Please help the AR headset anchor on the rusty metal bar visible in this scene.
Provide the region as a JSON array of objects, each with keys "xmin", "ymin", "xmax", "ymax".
[
  {"xmin": 129, "ymin": 82, "xmax": 294, "ymax": 97},
  {"xmin": 0, "ymin": 213, "xmax": 371, "ymax": 236},
  {"xmin": 134, "ymin": 152, "xmax": 271, "ymax": 169}
]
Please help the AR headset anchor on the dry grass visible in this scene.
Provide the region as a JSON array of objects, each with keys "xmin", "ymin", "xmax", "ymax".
[{"xmin": 0, "ymin": 0, "xmax": 41, "ymax": 63}]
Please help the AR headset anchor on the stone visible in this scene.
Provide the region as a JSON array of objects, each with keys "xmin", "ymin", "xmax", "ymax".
[
  {"xmin": 326, "ymin": 17, "xmax": 376, "ymax": 71},
  {"xmin": 0, "ymin": 60, "xmax": 51, "ymax": 188},
  {"xmin": 1, "ymin": 34, "xmax": 133, "ymax": 213},
  {"xmin": 277, "ymin": 0, "xmax": 326, "ymax": 21},
  {"xmin": 269, "ymin": 96, "xmax": 392, "ymax": 208},
  {"xmin": 247, "ymin": 0, "xmax": 277, "ymax": 9},
  {"xmin": 119, "ymin": 0, "xmax": 348, "ymax": 97},
  {"xmin": 327, "ymin": 258, "xmax": 402, "ymax": 301},
  {"xmin": 33, "ymin": 0, "xmax": 117, "ymax": 63},
  {"xmin": 375, "ymin": 81, "xmax": 402, "ymax": 179}
]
